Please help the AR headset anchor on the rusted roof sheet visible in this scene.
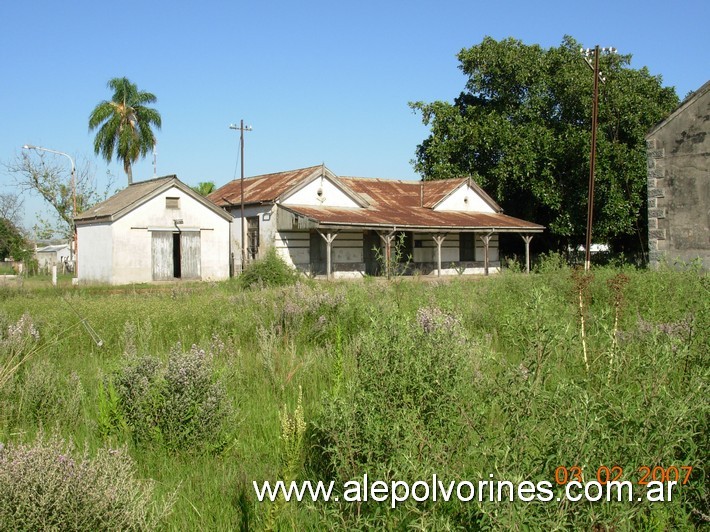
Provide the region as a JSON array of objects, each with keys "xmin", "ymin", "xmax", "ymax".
[
  {"xmin": 208, "ymin": 166, "xmax": 321, "ymax": 207},
  {"xmin": 211, "ymin": 164, "xmax": 543, "ymax": 232},
  {"xmin": 281, "ymin": 205, "xmax": 543, "ymax": 232}
]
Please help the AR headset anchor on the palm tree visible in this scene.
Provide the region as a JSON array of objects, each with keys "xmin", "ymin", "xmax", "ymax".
[
  {"xmin": 191, "ymin": 181, "xmax": 216, "ymax": 196},
  {"xmin": 89, "ymin": 77, "xmax": 161, "ymax": 185}
]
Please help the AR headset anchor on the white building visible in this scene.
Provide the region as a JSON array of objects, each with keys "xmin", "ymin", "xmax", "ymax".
[
  {"xmin": 75, "ymin": 176, "xmax": 232, "ymax": 285},
  {"xmin": 209, "ymin": 165, "xmax": 544, "ymax": 277},
  {"xmin": 35, "ymin": 243, "xmax": 71, "ymax": 271}
]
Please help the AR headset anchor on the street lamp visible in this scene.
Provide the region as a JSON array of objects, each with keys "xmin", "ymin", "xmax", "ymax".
[{"xmin": 21, "ymin": 144, "xmax": 78, "ymax": 278}]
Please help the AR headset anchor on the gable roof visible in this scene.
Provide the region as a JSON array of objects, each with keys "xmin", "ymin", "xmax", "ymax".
[
  {"xmin": 646, "ymin": 79, "xmax": 710, "ymax": 138},
  {"xmin": 212, "ymin": 165, "xmax": 543, "ymax": 233},
  {"xmin": 208, "ymin": 165, "xmax": 369, "ymax": 208},
  {"xmin": 75, "ymin": 175, "xmax": 232, "ymax": 224}
]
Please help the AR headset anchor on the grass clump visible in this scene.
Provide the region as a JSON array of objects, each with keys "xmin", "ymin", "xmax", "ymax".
[
  {"xmin": 239, "ymin": 248, "xmax": 299, "ymax": 289},
  {"xmin": 0, "ymin": 431, "xmax": 174, "ymax": 531}
]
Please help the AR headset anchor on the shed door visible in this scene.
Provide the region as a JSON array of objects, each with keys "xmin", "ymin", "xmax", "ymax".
[
  {"xmin": 152, "ymin": 231, "xmax": 173, "ymax": 280},
  {"xmin": 180, "ymin": 231, "xmax": 201, "ymax": 279},
  {"xmin": 310, "ymin": 232, "xmax": 326, "ymax": 275}
]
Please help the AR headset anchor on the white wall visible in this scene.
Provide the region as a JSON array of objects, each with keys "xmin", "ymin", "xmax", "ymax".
[
  {"xmin": 77, "ymin": 224, "xmax": 113, "ymax": 283},
  {"xmin": 281, "ymin": 175, "xmax": 359, "ymax": 208},
  {"xmin": 412, "ymin": 233, "xmax": 499, "ymax": 265},
  {"xmin": 274, "ymin": 231, "xmax": 309, "ymax": 268},
  {"xmin": 79, "ymin": 186, "xmax": 230, "ymax": 285},
  {"xmin": 434, "ymin": 183, "xmax": 496, "ymax": 213},
  {"xmin": 228, "ymin": 204, "xmax": 276, "ymax": 269}
]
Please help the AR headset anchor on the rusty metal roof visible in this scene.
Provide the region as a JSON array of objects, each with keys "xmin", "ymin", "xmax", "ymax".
[
  {"xmin": 281, "ymin": 205, "xmax": 543, "ymax": 232},
  {"xmin": 210, "ymin": 165, "xmax": 543, "ymax": 232},
  {"xmin": 208, "ymin": 166, "xmax": 322, "ymax": 207}
]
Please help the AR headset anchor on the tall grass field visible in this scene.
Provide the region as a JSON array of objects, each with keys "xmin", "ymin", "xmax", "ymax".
[{"xmin": 0, "ymin": 262, "xmax": 707, "ymax": 530}]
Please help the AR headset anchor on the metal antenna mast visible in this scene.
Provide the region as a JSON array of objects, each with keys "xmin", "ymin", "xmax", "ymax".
[{"xmin": 229, "ymin": 120, "xmax": 253, "ymax": 270}]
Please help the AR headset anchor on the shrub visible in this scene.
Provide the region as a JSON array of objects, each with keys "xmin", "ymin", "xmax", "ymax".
[
  {"xmin": 311, "ymin": 308, "xmax": 480, "ymax": 526},
  {"xmin": 0, "ymin": 431, "xmax": 173, "ymax": 531},
  {"xmin": 239, "ymin": 248, "xmax": 298, "ymax": 289},
  {"xmin": 110, "ymin": 344, "xmax": 234, "ymax": 452},
  {"xmin": 0, "ymin": 312, "xmax": 40, "ymax": 391}
]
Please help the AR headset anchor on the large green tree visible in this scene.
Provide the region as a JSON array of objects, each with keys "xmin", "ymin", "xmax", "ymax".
[
  {"xmin": 411, "ymin": 36, "xmax": 678, "ymax": 255},
  {"xmin": 0, "ymin": 218, "xmax": 29, "ymax": 261},
  {"xmin": 89, "ymin": 77, "xmax": 162, "ymax": 185}
]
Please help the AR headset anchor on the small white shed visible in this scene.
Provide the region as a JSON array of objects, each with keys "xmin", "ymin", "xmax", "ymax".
[
  {"xmin": 75, "ymin": 175, "xmax": 232, "ymax": 285},
  {"xmin": 36, "ymin": 243, "xmax": 71, "ymax": 271}
]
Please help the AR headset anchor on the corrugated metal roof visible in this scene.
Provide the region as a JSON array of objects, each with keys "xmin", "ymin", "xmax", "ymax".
[
  {"xmin": 208, "ymin": 166, "xmax": 321, "ymax": 207},
  {"xmin": 75, "ymin": 176, "xmax": 177, "ymax": 221},
  {"xmin": 281, "ymin": 205, "xmax": 543, "ymax": 231},
  {"xmin": 211, "ymin": 164, "xmax": 543, "ymax": 232},
  {"xmin": 75, "ymin": 175, "xmax": 232, "ymax": 224}
]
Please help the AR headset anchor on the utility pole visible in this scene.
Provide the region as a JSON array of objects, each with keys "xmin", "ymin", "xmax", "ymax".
[
  {"xmin": 581, "ymin": 46, "xmax": 616, "ymax": 271},
  {"xmin": 229, "ymin": 120, "xmax": 253, "ymax": 271}
]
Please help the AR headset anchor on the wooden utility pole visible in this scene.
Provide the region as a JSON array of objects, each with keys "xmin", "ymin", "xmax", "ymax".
[
  {"xmin": 582, "ymin": 45, "xmax": 615, "ymax": 271},
  {"xmin": 230, "ymin": 120, "xmax": 252, "ymax": 270}
]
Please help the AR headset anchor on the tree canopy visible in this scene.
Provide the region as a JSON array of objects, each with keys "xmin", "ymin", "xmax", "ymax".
[
  {"xmin": 0, "ymin": 217, "xmax": 29, "ymax": 261},
  {"xmin": 89, "ymin": 77, "xmax": 161, "ymax": 185},
  {"xmin": 191, "ymin": 181, "xmax": 216, "ymax": 196},
  {"xmin": 5, "ymin": 153, "xmax": 112, "ymax": 241},
  {"xmin": 410, "ymin": 36, "xmax": 678, "ymax": 255}
]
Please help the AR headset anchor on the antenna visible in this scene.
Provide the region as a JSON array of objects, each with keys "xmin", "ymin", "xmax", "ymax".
[{"xmin": 152, "ymin": 141, "xmax": 158, "ymax": 177}]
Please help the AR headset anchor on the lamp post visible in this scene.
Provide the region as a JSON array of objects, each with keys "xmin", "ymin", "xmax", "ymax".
[
  {"xmin": 581, "ymin": 46, "xmax": 616, "ymax": 271},
  {"xmin": 229, "ymin": 121, "xmax": 252, "ymax": 271},
  {"xmin": 22, "ymin": 144, "xmax": 78, "ymax": 277}
]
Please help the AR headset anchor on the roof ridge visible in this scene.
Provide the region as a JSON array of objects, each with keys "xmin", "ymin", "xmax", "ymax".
[
  {"xmin": 238, "ymin": 165, "xmax": 323, "ymax": 182},
  {"xmin": 129, "ymin": 174, "xmax": 177, "ymax": 186}
]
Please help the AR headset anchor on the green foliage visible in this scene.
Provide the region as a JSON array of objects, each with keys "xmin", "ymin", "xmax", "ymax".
[
  {"xmin": 411, "ymin": 35, "xmax": 679, "ymax": 254},
  {"xmin": 239, "ymin": 248, "xmax": 299, "ymax": 289},
  {"xmin": 110, "ymin": 344, "xmax": 234, "ymax": 452},
  {"xmin": 0, "ymin": 313, "xmax": 40, "ymax": 393},
  {"xmin": 0, "ymin": 270, "xmax": 706, "ymax": 529},
  {"xmin": 311, "ymin": 308, "xmax": 479, "ymax": 526},
  {"xmin": 89, "ymin": 77, "xmax": 162, "ymax": 184},
  {"xmin": 371, "ymin": 231, "xmax": 413, "ymax": 279},
  {"xmin": 191, "ymin": 181, "xmax": 216, "ymax": 196},
  {"xmin": 0, "ymin": 218, "xmax": 29, "ymax": 261},
  {"xmin": 0, "ymin": 431, "xmax": 174, "ymax": 531},
  {"xmin": 5, "ymin": 153, "xmax": 112, "ymax": 241}
]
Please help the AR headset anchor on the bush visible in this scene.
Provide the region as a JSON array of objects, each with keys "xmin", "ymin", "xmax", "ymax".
[
  {"xmin": 0, "ymin": 431, "xmax": 173, "ymax": 531},
  {"xmin": 109, "ymin": 344, "xmax": 234, "ymax": 453},
  {"xmin": 239, "ymin": 248, "xmax": 298, "ymax": 289}
]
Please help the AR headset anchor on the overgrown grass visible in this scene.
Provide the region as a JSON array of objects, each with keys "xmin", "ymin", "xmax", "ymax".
[{"xmin": 0, "ymin": 266, "xmax": 707, "ymax": 529}]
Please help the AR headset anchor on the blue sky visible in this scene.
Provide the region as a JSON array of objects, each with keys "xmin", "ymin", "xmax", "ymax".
[{"xmin": 1, "ymin": 0, "xmax": 708, "ymax": 232}]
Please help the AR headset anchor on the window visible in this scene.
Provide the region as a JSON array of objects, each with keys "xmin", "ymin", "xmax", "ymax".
[
  {"xmin": 459, "ymin": 233, "xmax": 475, "ymax": 262},
  {"xmin": 166, "ymin": 197, "xmax": 180, "ymax": 209}
]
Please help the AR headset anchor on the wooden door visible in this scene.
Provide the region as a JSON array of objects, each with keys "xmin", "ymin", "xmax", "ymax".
[
  {"xmin": 152, "ymin": 231, "xmax": 173, "ymax": 280},
  {"xmin": 180, "ymin": 231, "xmax": 201, "ymax": 279}
]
